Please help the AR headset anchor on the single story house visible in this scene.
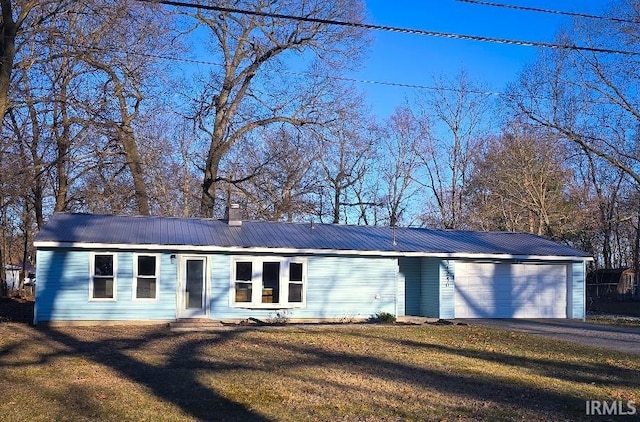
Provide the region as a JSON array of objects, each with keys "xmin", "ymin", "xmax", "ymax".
[{"xmin": 32, "ymin": 212, "xmax": 592, "ymax": 325}]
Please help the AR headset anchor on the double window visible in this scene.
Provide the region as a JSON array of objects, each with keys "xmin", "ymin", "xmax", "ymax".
[
  {"xmin": 232, "ymin": 258, "xmax": 306, "ymax": 308},
  {"xmin": 91, "ymin": 253, "xmax": 116, "ymax": 300},
  {"xmin": 90, "ymin": 253, "xmax": 159, "ymax": 301}
]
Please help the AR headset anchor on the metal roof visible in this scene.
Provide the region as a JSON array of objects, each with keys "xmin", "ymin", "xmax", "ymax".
[{"xmin": 33, "ymin": 213, "xmax": 591, "ymax": 258}]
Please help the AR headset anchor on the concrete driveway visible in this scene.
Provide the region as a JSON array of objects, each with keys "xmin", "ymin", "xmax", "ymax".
[{"xmin": 457, "ymin": 319, "xmax": 640, "ymax": 355}]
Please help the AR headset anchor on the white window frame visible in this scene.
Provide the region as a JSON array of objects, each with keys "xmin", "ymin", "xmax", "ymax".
[
  {"xmin": 133, "ymin": 253, "xmax": 160, "ymax": 302},
  {"xmin": 230, "ymin": 257, "xmax": 307, "ymax": 309},
  {"xmin": 89, "ymin": 252, "xmax": 117, "ymax": 301}
]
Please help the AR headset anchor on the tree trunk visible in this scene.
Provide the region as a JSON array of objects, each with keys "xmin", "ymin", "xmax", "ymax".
[
  {"xmin": 20, "ymin": 203, "xmax": 30, "ymax": 290},
  {"xmin": 54, "ymin": 83, "xmax": 71, "ymax": 212},
  {"xmin": 635, "ymin": 208, "xmax": 640, "ymax": 298},
  {"xmin": 200, "ymin": 112, "xmax": 234, "ymax": 217},
  {"xmin": 54, "ymin": 143, "xmax": 69, "ymax": 212},
  {"xmin": 120, "ymin": 125, "xmax": 150, "ymax": 216},
  {"xmin": 0, "ymin": 213, "xmax": 5, "ymax": 297},
  {"xmin": 0, "ymin": 0, "xmax": 17, "ymax": 122},
  {"xmin": 200, "ymin": 151, "xmax": 222, "ymax": 217},
  {"xmin": 332, "ymin": 185, "xmax": 341, "ymax": 224}
]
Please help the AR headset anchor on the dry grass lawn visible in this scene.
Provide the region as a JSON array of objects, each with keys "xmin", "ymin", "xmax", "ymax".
[{"xmin": 0, "ymin": 321, "xmax": 639, "ymax": 421}]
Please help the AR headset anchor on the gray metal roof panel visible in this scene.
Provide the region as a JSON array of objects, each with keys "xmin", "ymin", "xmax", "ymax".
[{"xmin": 33, "ymin": 213, "xmax": 591, "ymax": 258}]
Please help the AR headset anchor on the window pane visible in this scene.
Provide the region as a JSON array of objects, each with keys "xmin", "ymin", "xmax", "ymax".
[
  {"xmin": 138, "ymin": 256, "xmax": 156, "ymax": 276},
  {"xmin": 186, "ymin": 260, "xmax": 204, "ymax": 309},
  {"xmin": 289, "ymin": 262, "xmax": 303, "ymax": 282},
  {"xmin": 262, "ymin": 262, "xmax": 280, "ymax": 303},
  {"xmin": 93, "ymin": 278, "xmax": 114, "ymax": 299},
  {"xmin": 95, "ymin": 255, "xmax": 113, "ymax": 276},
  {"xmin": 236, "ymin": 262, "xmax": 252, "ymax": 281},
  {"xmin": 289, "ymin": 283, "xmax": 302, "ymax": 302},
  {"xmin": 235, "ymin": 282, "xmax": 252, "ymax": 302},
  {"xmin": 136, "ymin": 277, "xmax": 156, "ymax": 299}
]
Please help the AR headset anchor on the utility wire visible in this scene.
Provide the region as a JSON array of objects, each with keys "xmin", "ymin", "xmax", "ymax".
[
  {"xmin": 136, "ymin": 0, "xmax": 640, "ymax": 56},
  {"xmin": 26, "ymin": 40, "xmax": 621, "ymax": 108},
  {"xmin": 62, "ymin": 42, "xmax": 621, "ymax": 106},
  {"xmin": 457, "ymin": 0, "xmax": 640, "ymax": 25},
  {"xmin": 63, "ymin": 41, "xmax": 501, "ymax": 96}
]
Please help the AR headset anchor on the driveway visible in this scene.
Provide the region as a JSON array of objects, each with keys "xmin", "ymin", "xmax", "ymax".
[{"xmin": 457, "ymin": 319, "xmax": 640, "ymax": 355}]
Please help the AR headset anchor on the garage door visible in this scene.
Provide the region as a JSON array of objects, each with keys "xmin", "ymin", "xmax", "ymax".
[{"xmin": 455, "ymin": 262, "xmax": 567, "ymax": 318}]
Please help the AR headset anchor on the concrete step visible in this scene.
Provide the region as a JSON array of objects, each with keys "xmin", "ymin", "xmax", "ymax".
[{"xmin": 169, "ymin": 319, "xmax": 225, "ymax": 332}]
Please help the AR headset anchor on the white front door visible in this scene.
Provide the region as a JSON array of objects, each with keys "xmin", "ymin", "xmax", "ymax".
[{"xmin": 178, "ymin": 256, "xmax": 207, "ymax": 318}]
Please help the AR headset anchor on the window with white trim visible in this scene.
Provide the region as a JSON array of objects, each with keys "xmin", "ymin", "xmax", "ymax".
[
  {"xmin": 288, "ymin": 262, "xmax": 303, "ymax": 303},
  {"xmin": 134, "ymin": 254, "xmax": 159, "ymax": 300},
  {"xmin": 91, "ymin": 253, "xmax": 116, "ymax": 300},
  {"xmin": 231, "ymin": 257, "xmax": 306, "ymax": 308}
]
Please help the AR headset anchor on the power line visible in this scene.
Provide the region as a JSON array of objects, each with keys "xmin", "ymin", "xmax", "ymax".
[
  {"xmin": 136, "ymin": 0, "xmax": 640, "ymax": 56},
  {"xmin": 63, "ymin": 41, "xmax": 502, "ymax": 96},
  {"xmin": 457, "ymin": 0, "xmax": 640, "ymax": 25},
  {"xmin": 61, "ymin": 42, "xmax": 623, "ymax": 106}
]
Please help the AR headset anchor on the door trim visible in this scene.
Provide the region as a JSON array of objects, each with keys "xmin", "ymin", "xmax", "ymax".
[{"xmin": 177, "ymin": 255, "xmax": 209, "ymax": 319}]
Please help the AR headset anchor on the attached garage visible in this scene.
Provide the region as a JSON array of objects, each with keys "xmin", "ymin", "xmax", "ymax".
[{"xmin": 454, "ymin": 262, "xmax": 568, "ymax": 318}]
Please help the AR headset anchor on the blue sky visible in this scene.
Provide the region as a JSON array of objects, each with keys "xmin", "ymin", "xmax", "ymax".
[{"xmin": 356, "ymin": 0, "xmax": 605, "ymax": 117}]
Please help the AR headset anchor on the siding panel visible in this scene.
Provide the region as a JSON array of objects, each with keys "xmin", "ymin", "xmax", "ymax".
[
  {"xmin": 35, "ymin": 249, "xmax": 177, "ymax": 323},
  {"xmin": 571, "ymin": 262, "xmax": 586, "ymax": 319},
  {"xmin": 440, "ymin": 260, "xmax": 455, "ymax": 319},
  {"xmin": 399, "ymin": 257, "xmax": 421, "ymax": 316},
  {"xmin": 210, "ymin": 255, "xmax": 398, "ymax": 320},
  {"xmin": 420, "ymin": 258, "xmax": 440, "ymax": 318}
]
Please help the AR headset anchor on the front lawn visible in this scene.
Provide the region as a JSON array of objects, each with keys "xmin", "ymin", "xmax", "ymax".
[{"xmin": 0, "ymin": 322, "xmax": 638, "ymax": 421}]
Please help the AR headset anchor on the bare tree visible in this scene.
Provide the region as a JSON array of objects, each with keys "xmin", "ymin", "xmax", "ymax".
[
  {"xmin": 467, "ymin": 122, "xmax": 576, "ymax": 239},
  {"xmin": 71, "ymin": 0, "xmax": 176, "ymax": 215},
  {"xmin": 142, "ymin": 119, "xmax": 203, "ymax": 217},
  {"xmin": 376, "ymin": 107, "xmax": 423, "ymax": 227},
  {"xmin": 313, "ymin": 95, "xmax": 376, "ymax": 224},
  {"xmin": 0, "ymin": 1, "xmax": 70, "ymax": 122},
  {"xmin": 182, "ymin": 0, "xmax": 368, "ymax": 216},
  {"xmin": 509, "ymin": 0, "xmax": 640, "ymax": 186},
  {"xmin": 223, "ymin": 126, "xmax": 320, "ymax": 221},
  {"xmin": 414, "ymin": 70, "xmax": 494, "ymax": 229}
]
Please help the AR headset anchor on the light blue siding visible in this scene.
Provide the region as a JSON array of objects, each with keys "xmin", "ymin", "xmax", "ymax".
[
  {"xmin": 420, "ymin": 258, "xmax": 440, "ymax": 318},
  {"xmin": 439, "ymin": 260, "xmax": 455, "ymax": 319},
  {"xmin": 36, "ymin": 246, "xmax": 585, "ymax": 323},
  {"xmin": 399, "ymin": 257, "xmax": 421, "ymax": 316},
  {"xmin": 396, "ymin": 263, "xmax": 405, "ymax": 317},
  {"xmin": 209, "ymin": 254, "xmax": 232, "ymax": 316},
  {"xmin": 210, "ymin": 255, "xmax": 398, "ymax": 320},
  {"xmin": 35, "ymin": 249, "xmax": 177, "ymax": 323},
  {"xmin": 570, "ymin": 262, "xmax": 586, "ymax": 319},
  {"xmin": 417, "ymin": 258, "xmax": 455, "ymax": 319}
]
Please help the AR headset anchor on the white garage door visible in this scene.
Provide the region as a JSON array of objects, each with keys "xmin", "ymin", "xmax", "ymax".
[{"xmin": 455, "ymin": 262, "xmax": 567, "ymax": 318}]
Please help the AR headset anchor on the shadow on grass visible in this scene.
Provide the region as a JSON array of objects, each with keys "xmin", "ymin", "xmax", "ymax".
[
  {"xmin": 357, "ymin": 330, "xmax": 640, "ymax": 390},
  {"xmin": 21, "ymin": 323, "xmax": 638, "ymax": 420},
  {"xmin": 249, "ymin": 333, "xmax": 591, "ymax": 418},
  {"xmin": 39, "ymin": 326, "xmax": 269, "ymax": 422}
]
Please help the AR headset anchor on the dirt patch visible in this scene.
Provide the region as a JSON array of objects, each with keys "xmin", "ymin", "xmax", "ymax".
[{"xmin": 0, "ymin": 296, "xmax": 34, "ymax": 323}]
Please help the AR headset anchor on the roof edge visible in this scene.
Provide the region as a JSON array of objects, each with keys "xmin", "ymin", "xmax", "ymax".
[{"xmin": 33, "ymin": 240, "xmax": 593, "ymax": 261}]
